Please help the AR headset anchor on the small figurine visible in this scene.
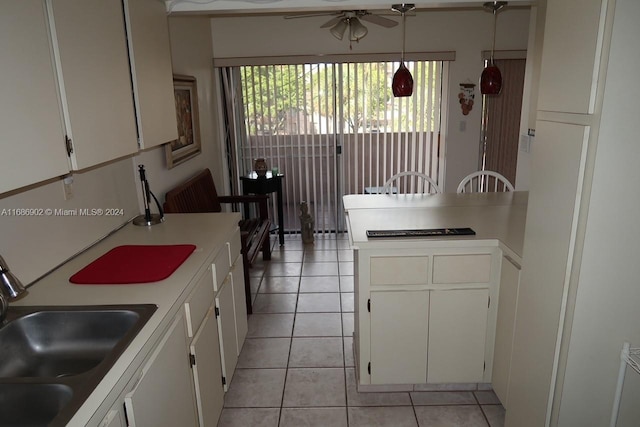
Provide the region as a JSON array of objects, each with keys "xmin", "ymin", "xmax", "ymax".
[
  {"xmin": 254, "ymin": 158, "xmax": 268, "ymax": 177},
  {"xmin": 299, "ymin": 201, "xmax": 315, "ymax": 244}
]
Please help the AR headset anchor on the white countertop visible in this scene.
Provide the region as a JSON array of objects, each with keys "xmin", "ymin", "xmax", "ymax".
[
  {"xmin": 344, "ymin": 192, "xmax": 527, "ymax": 260},
  {"xmin": 12, "ymin": 212, "xmax": 240, "ymax": 426}
]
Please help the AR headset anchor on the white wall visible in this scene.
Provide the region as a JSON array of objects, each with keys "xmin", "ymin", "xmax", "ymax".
[
  {"xmin": 0, "ymin": 159, "xmax": 138, "ymax": 285},
  {"xmin": 0, "ymin": 16, "xmax": 222, "ymax": 287},
  {"xmin": 209, "ymin": 8, "xmax": 531, "ymax": 192}
]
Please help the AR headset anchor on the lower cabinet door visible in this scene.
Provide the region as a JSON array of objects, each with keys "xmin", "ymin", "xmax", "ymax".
[
  {"xmin": 492, "ymin": 256, "xmax": 521, "ymax": 407},
  {"xmin": 216, "ymin": 277, "xmax": 238, "ymax": 390},
  {"xmin": 191, "ymin": 307, "xmax": 225, "ymax": 427},
  {"xmin": 231, "ymin": 254, "xmax": 248, "ymax": 355},
  {"xmin": 427, "ymin": 289, "xmax": 489, "ymax": 383},
  {"xmin": 370, "ymin": 290, "xmax": 429, "ymax": 384},
  {"xmin": 124, "ymin": 315, "xmax": 198, "ymax": 427}
]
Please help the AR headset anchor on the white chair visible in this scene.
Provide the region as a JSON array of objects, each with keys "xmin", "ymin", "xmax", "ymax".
[
  {"xmin": 383, "ymin": 171, "xmax": 442, "ymax": 194},
  {"xmin": 457, "ymin": 170, "xmax": 514, "ymax": 193}
]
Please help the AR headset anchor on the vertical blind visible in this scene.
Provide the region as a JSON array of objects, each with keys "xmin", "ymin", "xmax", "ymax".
[
  {"xmin": 224, "ymin": 60, "xmax": 445, "ymax": 233},
  {"xmin": 481, "ymin": 58, "xmax": 526, "ymax": 186}
]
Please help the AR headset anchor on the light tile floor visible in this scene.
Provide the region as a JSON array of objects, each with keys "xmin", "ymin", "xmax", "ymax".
[{"xmin": 219, "ymin": 233, "xmax": 505, "ymax": 427}]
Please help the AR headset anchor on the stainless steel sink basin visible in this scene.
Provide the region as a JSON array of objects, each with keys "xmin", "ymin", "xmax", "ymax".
[
  {"xmin": 0, "ymin": 304, "xmax": 156, "ymax": 427},
  {"xmin": 0, "ymin": 309, "xmax": 142, "ymax": 378},
  {"xmin": 0, "ymin": 383, "xmax": 73, "ymax": 426}
]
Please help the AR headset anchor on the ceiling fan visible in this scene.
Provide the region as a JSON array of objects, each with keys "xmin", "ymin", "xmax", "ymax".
[{"xmin": 285, "ymin": 10, "xmax": 398, "ymax": 43}]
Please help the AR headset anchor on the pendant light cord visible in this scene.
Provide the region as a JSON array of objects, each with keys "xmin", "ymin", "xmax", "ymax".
[
  {"xmin": 401, "ymin": 11, "xmax": 406, "ymax": 63},
  {"xmin": 491, "ymin": 5, "xmax": 497, "ymax": 65}
]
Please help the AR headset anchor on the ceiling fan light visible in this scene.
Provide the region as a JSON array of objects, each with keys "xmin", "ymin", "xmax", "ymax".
[
  {"xmin": 349, "ymin": 18, "xmax": 368, "ymax": 41},
  {"xmin": 392, "ymin": 62, "xmax": 413, "ymax": 97},
  {"xmin": 330, "ymin": 19, "xmax": 348, "ymax": 40}
]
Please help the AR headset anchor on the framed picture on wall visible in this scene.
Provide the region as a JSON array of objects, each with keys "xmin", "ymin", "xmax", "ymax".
[{"xmin": 166, "ymin": 74, "xmax": 201, "ymax": 169}]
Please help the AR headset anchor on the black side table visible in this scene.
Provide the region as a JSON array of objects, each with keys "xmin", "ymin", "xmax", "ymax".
[{"xmin": 240, "ymin": 171, "xmax": 285, "ymax": 246}]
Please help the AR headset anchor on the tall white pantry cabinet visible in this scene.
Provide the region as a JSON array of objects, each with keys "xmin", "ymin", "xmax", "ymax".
[{"xmin": 506, "ymin": 0, "xmax": 640, "ymax": 426}]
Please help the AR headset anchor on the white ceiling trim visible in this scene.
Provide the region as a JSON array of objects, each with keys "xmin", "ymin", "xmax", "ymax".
[{"xmin": 166, "ymin": 0, "xmax": 535, "ymax": 14}]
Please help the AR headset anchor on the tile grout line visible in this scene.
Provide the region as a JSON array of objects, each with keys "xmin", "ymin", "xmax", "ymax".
[
  {"xmin": 276, "ymin": 245, "xmax": 304, "ymax": 426},
  {"xmin": 473, "ymin": 390, "xmax": 493, "ymax": 427}
]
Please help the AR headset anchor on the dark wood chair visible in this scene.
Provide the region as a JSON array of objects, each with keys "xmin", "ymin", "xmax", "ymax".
[{"xmin": 163, "ymin": 168, "xmax": 271, "ymax": 314}]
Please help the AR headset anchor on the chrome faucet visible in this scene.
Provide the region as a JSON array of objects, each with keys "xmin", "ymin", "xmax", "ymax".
[{"xmin": 0, "ymin": 255, "xmax": 27, "ymax": 323}]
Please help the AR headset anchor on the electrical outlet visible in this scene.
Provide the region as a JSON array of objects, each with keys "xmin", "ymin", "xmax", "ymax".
[{"xmin": 62, "ymin": 176, "xmax": 74, "ymax": 200}]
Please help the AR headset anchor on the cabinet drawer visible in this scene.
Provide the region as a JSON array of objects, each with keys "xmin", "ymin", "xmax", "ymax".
[
  {"xmin": 432, "ymin": 254, "xmax": 492, "ymax": 284},
  {"xmin": 185, "ymin": 266, "xmax": 214, "ymax": 337},
  {"xmin": 212, "ymin": 248, "xmax": 231, "ymax": 292},
  {"xmin": 228, "ymin": 229, "xmax": 242, "ymax": 267},
  {"xmin": 370, "ymin": 256, "xmax": 429, "ymax": 286}
]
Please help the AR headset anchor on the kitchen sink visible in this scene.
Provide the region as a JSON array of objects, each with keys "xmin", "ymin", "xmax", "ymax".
[
  {"xmin": 0, "ymin": 304, "xmax": 157, "ymax": 427},
  {"xmin": 0, "ymin": 383, "xmax": 73, "ymax": 426},
  {"xmin": 0, "ymin": 309, "xmax": 142, "ymax": 378}
]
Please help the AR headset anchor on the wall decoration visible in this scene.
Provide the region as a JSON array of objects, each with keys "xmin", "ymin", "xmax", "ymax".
[
  {"xmin": 166, "ymin": 74, "xmax": 201, "ymax": 169},
  {"xmin": 458, "ymin": 82, "xmax": 476, "ymax": 115}
]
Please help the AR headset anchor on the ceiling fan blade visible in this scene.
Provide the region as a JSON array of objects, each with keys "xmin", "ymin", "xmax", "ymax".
[
  {"xmin": 359, "ymin": 13, "xmax": 398, "ymax": 28},
  {"xmin": 321, "ymin": 15, "xmax": 345, "ymax": 28}
]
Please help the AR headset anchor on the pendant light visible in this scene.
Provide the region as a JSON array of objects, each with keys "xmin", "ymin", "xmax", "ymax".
[
  {"xmin": 391, "ymin": 4, "xmax": 415, "ymax": 97},
  {"xmin": 480, "ymin": 1, "xmax": 507, "ymax": 95}
]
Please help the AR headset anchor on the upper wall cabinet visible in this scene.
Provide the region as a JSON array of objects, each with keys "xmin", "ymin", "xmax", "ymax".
[
  {"xmin": 537, "ymin": 0, "xmax": 607, "ymax": 114},
  {"xmin": 49, "ymin": 0, "xmax": 139, "ymax": 170},
  {"xmin": 0, "ymin": 1, "xmax": 69, "ymax": 195},
  {"xmin": 123, "ymin": 0, "xmax": 178, "ymax": 149}
]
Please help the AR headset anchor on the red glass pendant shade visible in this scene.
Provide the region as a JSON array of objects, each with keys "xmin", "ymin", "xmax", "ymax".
[
  {"xmin": 481, "ymin": 2, "xmax": 508, "ymax": 95},
  {"xmin": 392, "ymin": 62, "xmax": 413, "ymax": 97},
  {"xmin": 480, "ymin": 63, "xmax": 502, "ymax": 95}
]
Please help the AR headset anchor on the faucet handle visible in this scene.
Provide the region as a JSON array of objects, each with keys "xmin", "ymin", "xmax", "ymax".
[{"xmin": 0, "ymin": 255, "xmax": 26, "ymax": 299}]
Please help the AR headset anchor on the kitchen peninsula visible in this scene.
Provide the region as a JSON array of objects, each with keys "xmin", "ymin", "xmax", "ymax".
[{"xmin": 344, "ymin": 192, "xmax": 527, "ymax": 403}]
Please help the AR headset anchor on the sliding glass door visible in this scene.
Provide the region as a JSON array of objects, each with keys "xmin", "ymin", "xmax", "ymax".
[{"xmin": 222, "ymin": 60, "xmax": 445, "ymax": 234}]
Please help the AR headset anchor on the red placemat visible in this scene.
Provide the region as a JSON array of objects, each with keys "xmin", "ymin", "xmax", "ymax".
[{"xmin": 70, "ymin": 244, "xmax": 197, "ymax": 284}]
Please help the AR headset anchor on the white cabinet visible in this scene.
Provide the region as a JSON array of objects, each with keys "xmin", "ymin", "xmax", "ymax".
[
  {"xmin": 369, "ymin": 288, "xmax": 489, "ymax": 385},
  {"xmin": 0, "ymin": 0, "xmax": 178, "ymax": 194},
  {"xmin": 216, "ymin": 275, "xmax": 238, "ymax": 389},
  {"xmin": 123, "ymin": 0, "xmax": 178, "ymax": 149},
  {"xmin": 537, "ymin": 0, "xmax": 607, "ymax": 114},
  {"xmin": 370, "ymin": 290, "xmax": 429, "ymax": 384},
  {"xmin": 508, "ymin": 121, "xmax": 590, "ymax": 425},
  {"xmin": 0, "ymin": 0, "xmax": 69, "ymax": 194},
  {"xmin": 492, "ymin": 255, "xmax": 521, "ymax": 408},
  {"xmin": 361, "ymin": 250, "xmax": 496, "ymax": 386},
  {"xmin": 124, "ymin": 314, "xmax": 198, "ymax": 427},
  {"xmin": 427, "ymin": 289, "xmax": 489, "ymax": 383},
  {"xmin": 49, "ymin": 0, "xmax": 138, "ymax": 170},
  {"xmin": 190, "ymin": 307, "xmax": 225, "ymax": 427},
  {"xmin": 184, "ymin": 264, "xmax": 225, "ymax": 426},
  {"xmin": 213, "ymin": 234, "xmax": 248, "ymax": 390},
  {"xmin": 230, "ymin": 253, "xmax": 248, "ymax": 354}
]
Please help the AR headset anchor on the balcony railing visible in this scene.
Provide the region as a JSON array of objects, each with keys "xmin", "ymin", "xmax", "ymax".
[{"xmin": 240, "ymin": 131, "xmax": 439, "ymax": 234}]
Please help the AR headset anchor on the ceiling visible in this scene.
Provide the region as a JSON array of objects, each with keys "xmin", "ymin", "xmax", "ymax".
[{"xmin": 166, "ymin": 0, "xmax": 535, "ymax": 15}]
